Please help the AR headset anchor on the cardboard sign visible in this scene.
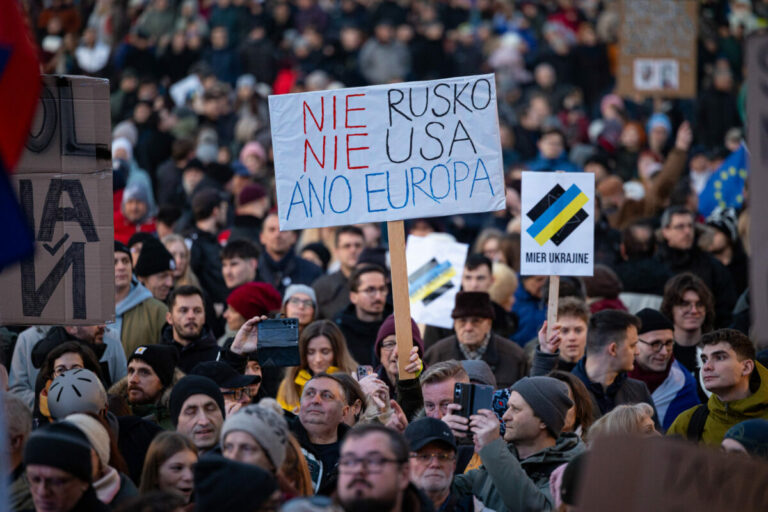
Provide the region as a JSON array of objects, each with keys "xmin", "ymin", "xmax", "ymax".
[
  {"xmin": 747, "ymin": 33, "xmax": 768, "ymax": 350},
  {"xmin": 0, "ymin": 76, "xmax": 114, "ymax": 325},
  {"xmin": 580, "ymin": 436, "xmax": 768, "ymax": 511},
  {"xmin": 520, "ymin": 172, "xmax": 594, "ymax": 276},
  {"xmin": 269, "ymin": 75, "xmax": 505, "ymax": 230},
  {"xmin": 616, "ymin": 0, "xmax": 698, "ymax": 98},
  {"xmin": 405, "ymin": 234, "xmax": 468, "ymax": 329}
]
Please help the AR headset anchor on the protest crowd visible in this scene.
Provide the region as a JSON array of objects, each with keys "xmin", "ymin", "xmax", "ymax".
[{"xmin": 4, "ymin": 0, "xmax": 768, "ymax": 510}]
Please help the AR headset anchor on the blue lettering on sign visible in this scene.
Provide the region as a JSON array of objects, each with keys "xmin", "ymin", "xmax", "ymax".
[{"xmin": 285, "ymin": 157, "xmax": 494, "ymax": 221}]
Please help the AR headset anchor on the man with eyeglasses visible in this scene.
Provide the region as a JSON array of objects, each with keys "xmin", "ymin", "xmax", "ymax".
[
  {"xmin": 334, "ymin": 264, "xmax": 393, "ymax": 366},
  {"xmin": 655, "ymin": 205, "xmax": 736, "ymax": 327},
  {"xmin": 24, "ymin": 422, "xmax": 110, "ymax": 512},
  {"xmin": 628, "ymin": 309, "xmax": 700, "ymax": 430},
  {"xmin": 313, "ymin": 225, "xmax": 366, "ymax": 319},
  {"xmin": 336, "ymin": 423, "xmax": 432, "ymax": 512},
  {"xmin": 189, "ymin": 361, "xmax": 261, "ymax": 416},
  {"xmin": 404, "ymin": 418, "xmax": 471, "ymax": 512}
]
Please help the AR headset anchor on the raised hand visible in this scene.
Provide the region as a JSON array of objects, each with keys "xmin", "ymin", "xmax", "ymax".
[
  {"xmin": 538, "ymin": 320, "xmax": 562, "ymax": 354},
  {"xmin": 230, "ymin": 315, "xmax": 269, "ymax": 355}
]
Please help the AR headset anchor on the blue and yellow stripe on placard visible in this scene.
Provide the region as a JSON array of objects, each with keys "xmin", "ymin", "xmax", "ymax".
[{"xmin": 526, "ymin": 184, "xmax": 589, "ymax": 246}]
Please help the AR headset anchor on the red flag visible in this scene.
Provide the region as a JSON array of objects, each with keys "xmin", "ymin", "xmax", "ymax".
[
  {"xmin": 0, "ymin": 0, "xmax": 39, "ymax": 268},
  {"xmin": 0, "ymin": 0, "xmax": 40, "ymax": 171}
]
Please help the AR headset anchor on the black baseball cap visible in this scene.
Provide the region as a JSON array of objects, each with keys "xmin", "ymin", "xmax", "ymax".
[
  {"xmin": 404, "ymin": 417, "xmax": 456, "ymax": 452},
  {"xmin": 190, "ymin": 361, "xmax": 261, "ymax": 389}
]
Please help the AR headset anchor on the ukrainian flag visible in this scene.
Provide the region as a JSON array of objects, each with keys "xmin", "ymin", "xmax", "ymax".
[
  {"xmin": 698, "ymin": 144, "xmax": 748, "ymax": 217},
  {"xmin": 526, "ymin": 184, "xmax": 589, "ymax": 246}
]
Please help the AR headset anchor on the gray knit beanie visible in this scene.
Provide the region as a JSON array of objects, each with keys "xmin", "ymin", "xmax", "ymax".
[
  {"xmin": 282, "ymin": 284, "xmax": 317, "ymax": 307},
  {"xmin": 510, "ymin": 377, "xmax": 574, "ymax": 437},
  {"xmin": 220, "ymin": 400, "xmax": 289, "ymax": 468}
]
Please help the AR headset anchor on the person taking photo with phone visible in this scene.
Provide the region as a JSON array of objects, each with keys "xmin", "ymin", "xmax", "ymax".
[{"xmin": 277, "ymin": 320, "xmax": 359, "ymax": 412}]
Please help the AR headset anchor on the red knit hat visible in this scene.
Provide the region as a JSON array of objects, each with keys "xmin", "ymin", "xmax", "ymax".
[
  {"xmin": 227, "ymin": 282, "xmax": 282, "ymax": 319},
  {"xmin": 374, "ymin": 314, "xmax": 424, "ymax": 360}
]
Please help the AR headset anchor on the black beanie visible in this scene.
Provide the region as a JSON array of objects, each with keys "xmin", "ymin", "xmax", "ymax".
[
  {"xmin": 114, "ymin": 240, "xmax": 131, "ymax": 260},
  {"xmin": 636, "ymin": 308, "xmax": 674, "ymax": 334},
  {"xmin": 169, "ymin": 375, "xmax": 225, "ymax": 427},
  {"xmin": 134, "ymin": 238, "xmax": 176, "ymax": 277},
  {"xmin": 127, "ymin": 231, "xmax": 155, "ymax": 250},
  {"xmin": 129, "ymin": 345, "xmax": 179, "ymax": 388},
  {"xmin": 194, "ymin": 455, "xmax": 277, "ymax": 512},
  {"xmin": 24, "ymin": 422, "xmax": 93, "ymax": 482}
]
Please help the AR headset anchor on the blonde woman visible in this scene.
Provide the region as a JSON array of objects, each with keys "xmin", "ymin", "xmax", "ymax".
[
  {"xmin": 586, "ymin": 403, "xmax": 658, "ymax": 444},
  {"xmin": 162, "ymin": 234, "xmax": 200, "ymax": 289},
  {"xmin": 276, "ymin": 320, "xmax": 357, "ymax": 412}
]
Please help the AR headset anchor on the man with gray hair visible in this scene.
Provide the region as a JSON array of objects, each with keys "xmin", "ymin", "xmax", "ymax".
[{"xmin": 3, "ymin": 392, "xmax": 34, "ymax": 510}]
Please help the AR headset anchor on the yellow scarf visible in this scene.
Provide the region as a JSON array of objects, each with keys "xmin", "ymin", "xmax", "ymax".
[{"xmin": 277, "ymin": 366, "xmax": 340, "ymax": 412}]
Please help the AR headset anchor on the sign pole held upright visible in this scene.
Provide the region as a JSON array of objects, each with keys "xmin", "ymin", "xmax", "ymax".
[
  {"xmin": 387, "ymin": 220, "xmax": 416, "ymax": 380},
  {"xmin": 547, "ymin": 276, "xmax": 560, "ymax": 341}
]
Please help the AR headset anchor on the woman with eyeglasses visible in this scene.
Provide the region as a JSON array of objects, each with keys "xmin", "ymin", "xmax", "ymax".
[
  {"xmin": 281, "ymin": 284, "xmax": 318, "ymax": 335},
  {"xmin": 33, "ymin": 341, "xmax": 106, "ymax": 426},
  {"xmin": 277, "ymin": 320, "xmax": 358, "ymax": 412}
]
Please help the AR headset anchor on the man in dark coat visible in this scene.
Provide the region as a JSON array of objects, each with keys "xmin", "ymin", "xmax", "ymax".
[
  {"xmin": 313, "ymin": 226, "xmax": 365, "ymax": 319},
  {"xmin": 257, "ymin": 212, "xmax": 323, "ymax": 296},
  {"xmin": 23, "ymin": 422, "xmax": 111, "ymax": 512},
  {"xmin": 654, "ymin": 206, "xmax": 736, "ymax": 327},
  {"xmin": 160, "ymin": 286, "xmax": 220, "ymax": 373},
  {"xmin": 423, "ymin": 254, "xmax": 516, "ymax": 349},
  {"xmin": 188, "ymin": 188, "xmax": 231, "ymax": 306},
  {"xmin": 334, "ymin": 264, "xmax": 392, "ymax": 366},
  {"xmin": 425, "ymin": 292, "xmax": 528, "ymax": 389},
  {"xmin": 532, "ymin": 309, "xmax": 658, "ymax": 425}
]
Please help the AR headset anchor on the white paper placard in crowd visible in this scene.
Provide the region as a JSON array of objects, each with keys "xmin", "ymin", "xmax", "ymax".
[
  {"xmin": 520, "ymin": 171, "xmax": 595, "ymax": 277},
  {"xmin": 269, "ymin": 74, "xmax": 505, "ymax": 230},
  {"xmin": 405, "ymin": 234, "xmax": 468, "ymax": 329}
]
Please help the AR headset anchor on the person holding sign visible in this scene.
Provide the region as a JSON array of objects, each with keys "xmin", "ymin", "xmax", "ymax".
[{"xmin": 532, "ymin": 310, "xmax": 657, "ymax": 425}]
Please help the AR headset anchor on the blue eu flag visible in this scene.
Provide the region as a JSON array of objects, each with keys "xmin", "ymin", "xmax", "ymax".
[{"xmin": 698, "ymin": 144, "xmax": 748, "ymax": 217}]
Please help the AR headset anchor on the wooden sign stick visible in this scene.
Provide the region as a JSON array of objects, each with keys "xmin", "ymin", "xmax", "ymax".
[
  {"xmin": 547, "ymin": 275, "xmax": 560, "ymax": 342},
  {"xmin": 387, "ymin": 220, "xmax": 416, "ymax": 380}
]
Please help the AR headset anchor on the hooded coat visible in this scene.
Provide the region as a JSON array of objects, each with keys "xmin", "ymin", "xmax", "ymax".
[
  {"xmin": 109, "ymin": 367, "xmax": 186, "ymax": 430},
  {"xmin": 453, "ymin": 433, "xmax": 585, "ymax": 511},
  {"xmin": 111, "ymin": 280, "xmax": 168, "ymax": 358},
  {"xmin": 667, "ymin": 363, "xmax": 768, "ymax": 446}
]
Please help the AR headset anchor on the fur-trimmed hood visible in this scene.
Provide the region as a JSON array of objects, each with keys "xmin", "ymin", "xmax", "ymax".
[{"xmin": 109, "ymin": 367, "xmax": 186, "ymax": 412}]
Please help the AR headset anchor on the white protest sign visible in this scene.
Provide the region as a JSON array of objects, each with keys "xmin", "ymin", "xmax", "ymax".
[
  {"xmin": 520, "ymin": 172, "xmax": 594, "ymax": 276},
  {"xmin": 269, "ymin": 74, "xmax": 505, "ymax": 230},
  {"xmin": 405, "ymin": 234, "xmax": 468, "ymax": 329}
]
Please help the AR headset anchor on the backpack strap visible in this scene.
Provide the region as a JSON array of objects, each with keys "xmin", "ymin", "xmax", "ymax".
[{"xmin": 685, "ymin": 404, "xmax": 709, "ymax": 441}]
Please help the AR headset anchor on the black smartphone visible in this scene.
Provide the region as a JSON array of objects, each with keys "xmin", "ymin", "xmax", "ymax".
[
  {"xmin": 256, "ymin": 317, "xmax": 300, "ymax": 367},
  {"xmin": 453, "ymin": 382, "xmax": 494, "ymax": 418}
]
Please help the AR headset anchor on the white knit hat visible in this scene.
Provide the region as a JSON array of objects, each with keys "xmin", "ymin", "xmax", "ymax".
[{"xmin": 65, "ymin": 413, "xmax": 111, "ymax": 469}]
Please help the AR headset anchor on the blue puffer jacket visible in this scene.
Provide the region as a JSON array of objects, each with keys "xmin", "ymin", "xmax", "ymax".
[
  {"xmin": 510, "ymin": 284, "xmax": 546, "ymax": 347},
  {"xmin": 525, "ymin": 151, "xmax": 582, "ymax": 173}
]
